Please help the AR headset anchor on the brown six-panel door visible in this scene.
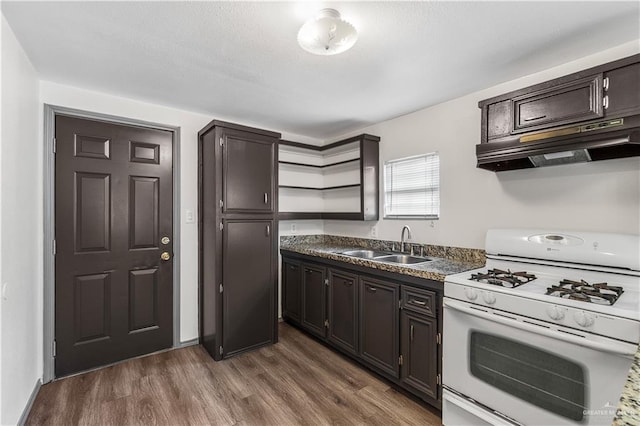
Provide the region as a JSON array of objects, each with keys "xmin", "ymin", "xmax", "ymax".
[{"xmin": 55, "ymin": 115, "xmax": 173, "ymax": 377}]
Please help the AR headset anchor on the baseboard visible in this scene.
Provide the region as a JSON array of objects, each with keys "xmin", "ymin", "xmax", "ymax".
[
  {"xmin": 17, "ymin": 379, "xmax": 42, "ymax": 426},
  {"xmin": 176, "ymin": 338, "xmax": 199, "ymax": 348}
]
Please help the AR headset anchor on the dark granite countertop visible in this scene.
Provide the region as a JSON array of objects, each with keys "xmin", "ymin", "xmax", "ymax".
[
  {"xmin": 614, "ymin": 344, "xmax": 640, "ymax": 425},
  {"xmin": 280, "ymin": 235, "xmax": 484, "ymax": 282}
]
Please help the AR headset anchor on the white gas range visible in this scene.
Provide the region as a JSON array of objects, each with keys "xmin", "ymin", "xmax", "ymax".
[{"xmin": 442, "ymin": 229, "xmax": 640, "ymax": 426}]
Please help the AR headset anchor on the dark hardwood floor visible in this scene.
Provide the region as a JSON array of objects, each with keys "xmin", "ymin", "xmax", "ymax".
[{"xmin": 27, "ymin": 322, "xmax": 442, "ymax": 425}]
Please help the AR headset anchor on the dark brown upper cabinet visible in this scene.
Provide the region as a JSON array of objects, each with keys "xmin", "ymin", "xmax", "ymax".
[
  {"xmin": 480, "ymin": 55, "xmax": 640, "ymax": 145},
  {"xmin": 278, "ymin": 134, "xmax": 380, "ymax": 221},
  {"xmin": 198, "ymin": 120, "xmax": 280, "ymax": 361},
  {"xmin": 327, "ymin": 268, "xmax": 358, "ymax": 356},
  {"xmin": 359, "ymin": 277, "xmax": 400, "ymax": 378},
  {"xmin": 511, "ymin": 75, "xmax": 603, "ymax": 133},
  {"xmin": 604, "ymin": 62, "xmax": 640, "ymax": 117},
  {"xmin": 222, "ymin": 129, "xmax": 276, "ymax": 214},
  {"xmin": 477, "ymin": 54, "xmax": 640, "ymax": 172},
  {"xmin": 301, "ymin": 263, "xmax": 327, "ymax": 339}
]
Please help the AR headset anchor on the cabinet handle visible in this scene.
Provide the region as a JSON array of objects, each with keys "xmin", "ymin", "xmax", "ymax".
[
  {"xmin": 523, "ymin": 114, "xmax": 547, "ymax": 122},
  {"xmin": 264, "ymin": 193, "xmax": 268, "ymax": 204},
  {"xmin": 367, "ymin": 286, "xmax": 377, "ymax": 293},
  {"xmin": 410, "ymin": 299, "xmax": 426, "ymax": 306},
  {"xmin": 266, "ymin": 224, "xmax": 270, "ymax": 236},
  {"xmin": 410, "ymin": 324, "xmax": 414, "ymax": 342},
  {"xmin": 343, "ymin": 280, "xmax": 353, "ymax": 286},
  {"xmin": 289, "ymin": 265, "xmax": 297, "ymax": 270}
]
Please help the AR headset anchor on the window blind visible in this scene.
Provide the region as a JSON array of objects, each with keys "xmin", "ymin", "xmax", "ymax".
[{"xmin": 383, "ymin": 153, "xmax": 440, "ymax": 219}]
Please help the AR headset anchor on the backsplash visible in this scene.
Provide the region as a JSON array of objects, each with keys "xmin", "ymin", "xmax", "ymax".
[{"xmin": 280, "ymin": 234, "xmax": 486, "ymax": 265}]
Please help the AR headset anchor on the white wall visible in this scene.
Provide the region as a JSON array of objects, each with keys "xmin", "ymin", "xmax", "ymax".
[
  {"xmin": 1, "ymin": 14, "xmax": 42, "ymax": 425},
  {"xmin": 324, "ymin": 40, "xmax": 640, "ymax": 249}
]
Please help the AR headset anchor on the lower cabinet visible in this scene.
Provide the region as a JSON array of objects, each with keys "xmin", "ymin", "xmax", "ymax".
[
  {"xmin": 280, "ymin": 254, "xmax": 442, "ymax": 409},
  {"xmin": 301, "ymin": 264, "xmax": 327, "ymax": 338},
  {"xmin": 401, "ymin": 310, "xmax": 438, "ymax": 399},
  {"xmin": 328, "ymin": 269, "xmax": 358, "ymax": 355},
  {"xmin": 222, "ymin": 220, "xmax": 275, "ymax": 357},
  {"xmin": 359, "ymin": 277, "xmax": 400, "ymax": 378},
  {"xmin": 282, "ymin": 259, "xmax": 302, "ymax": 323}
]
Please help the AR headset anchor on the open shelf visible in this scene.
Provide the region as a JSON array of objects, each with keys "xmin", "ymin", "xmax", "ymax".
[
  {"xmin": 279, "ymin": 184, "xmax": 361, "ymax": 191},
  {"xmin": 278, "ymin": 158, "xmax": 360, "ymax": 168},
  {"xmin": 277, "ymin": 212, "xmax": 365, "ymax": 220},
  {"xmin": 278, "ymin": 134, "xmax": 380, "ymax": 221}
]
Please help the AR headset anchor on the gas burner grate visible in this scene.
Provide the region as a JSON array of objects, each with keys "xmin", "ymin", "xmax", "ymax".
[
  {"xmin": 545, "ymin": 279, "xmax": 624, "ymax": 305},
  {"xmin": 469, "ymin": 268, "xmax": 536, "ymax": 288}
]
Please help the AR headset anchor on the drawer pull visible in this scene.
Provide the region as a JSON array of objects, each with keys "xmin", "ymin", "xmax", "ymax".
[
  {"xmin": 343, "ymin": 280, "xmax": 353, "ymax": 286},
  {"xmin": 410, "ymin": 324, "xmax": 415, "ymax": 341},
  {"xmin": 523, "ymin": 114, "xmax": 547, "ymax": 122},
  {"xmin": 367, "ymin": 286, "xmax": 377, "ymax": 293},
  {"xmin": 410, "ymin": 299, "xmax": 426, "ymax": 306}
]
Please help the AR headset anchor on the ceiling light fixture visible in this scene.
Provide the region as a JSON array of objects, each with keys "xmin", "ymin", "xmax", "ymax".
[{"xmin": 297, "ymin": 8, "xmax": 358, "ymax": 56}]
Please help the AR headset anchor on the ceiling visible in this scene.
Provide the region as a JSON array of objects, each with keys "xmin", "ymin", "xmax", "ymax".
[{"xmin": 2, "ymin": 1, "xmax": 639, "ymax": 140}]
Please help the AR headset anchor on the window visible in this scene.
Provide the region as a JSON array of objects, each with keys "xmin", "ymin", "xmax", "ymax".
[{"xmin": 383, "ymin": 153, "xmax": 440, "ymax": 219}]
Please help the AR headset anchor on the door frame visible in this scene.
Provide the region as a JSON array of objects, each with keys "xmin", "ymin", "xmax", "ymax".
[{"xmin": 43, "ymin": 104, "xmax": 182, "ymax": 383}]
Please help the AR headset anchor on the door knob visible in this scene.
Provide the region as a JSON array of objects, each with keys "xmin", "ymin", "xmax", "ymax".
[
  {"xmin": 161, "ymin": 252, "xmax": 171, "ymax": 261},
  {"xmin": 161, "ymin": 236, "xmax": 170, "ymax": 245}
]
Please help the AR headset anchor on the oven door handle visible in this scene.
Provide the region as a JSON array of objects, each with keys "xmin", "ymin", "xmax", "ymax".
[{"xmin": 444, "ymin": 299, "xmax": 637, "ymax": 357}]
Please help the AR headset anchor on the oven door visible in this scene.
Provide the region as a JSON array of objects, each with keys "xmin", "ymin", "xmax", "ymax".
[{"xmin": 443, "ymin": 297, "xmax": 637, "ymax": 426}]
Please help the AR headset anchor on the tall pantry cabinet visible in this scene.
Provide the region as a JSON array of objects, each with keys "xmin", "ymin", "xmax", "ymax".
[{"xmin": 198, "ymin": 120, "xmax": 280, "ymax": 360}]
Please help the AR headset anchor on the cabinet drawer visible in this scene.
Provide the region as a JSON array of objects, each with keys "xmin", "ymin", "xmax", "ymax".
[
  {"xmin": 512, "ymin": 74, "xmax": 603, "ymax": 133},
  {"xmin": 402, "ymin": 287, "xmax": 436, "ymax": 317}
]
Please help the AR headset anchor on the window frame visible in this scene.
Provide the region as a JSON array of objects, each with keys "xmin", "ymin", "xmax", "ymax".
[{"xmin": 383, "ymin": 152, "xmax": 440, "ymax": 220}]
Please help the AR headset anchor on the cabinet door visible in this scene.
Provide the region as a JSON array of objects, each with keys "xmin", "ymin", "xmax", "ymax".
[
  {"xmin": 301, "ymin": 264, "xmax": 327, "ymax": 338},
  {"xmin": 512, "ymin": 74, "xmax": 603, "ymax": 133},
  {"xmin": 223, "ymin": 132, "xmax": 275, "ymax": 213},
  {"xmin": 604, "ymin": 62, "xmax": 640, "ymax": 117},
  {"xmin": 222, "ymin": 220, "xmax": 274, "ymax": 357},
  {"xmin": 486, "ymin": 100, "xmax": 512, "ymax": 141},
  {"xmin": 282, "ymin": 259, "xmax": 302, "ymax": 323},
  {"xmin": 401, "ymin": 311, "xmax": 438, "ymax": 400},
  {"xmin": 359, "ymin": 277, "xmax": 399, "ymax": 378},
  {"xmin": 328, "ymin": 269, "xmax": 358, "ymax": 355}
]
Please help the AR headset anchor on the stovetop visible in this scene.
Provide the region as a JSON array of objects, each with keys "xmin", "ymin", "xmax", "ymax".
[
  {"xmin": 469, "ymin": 269, "xmax": 626, "ymax": 305},
  {"xmin": 470, "ymin": 268, "xmax": 536, "ymax": 288},
  {"xmin": 446, "ymin": 258, "xmax": 640, "ymax": 321},
  {"xmin": 546, "ymin": 279, "xmax": 624, "ymax": 305}
]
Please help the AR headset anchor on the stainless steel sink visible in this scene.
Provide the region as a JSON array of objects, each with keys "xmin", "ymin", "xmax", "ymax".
[
  {"xmin": 340, "ymin": 249, "xmax": 392, "ymax": 259},
  {"xmin": 374, "ymin": 254, "xmax": 433, "ymax": 265},
  {"xmin": 339, "ymin": 250, "xmax": 433, "ymax": 265}
]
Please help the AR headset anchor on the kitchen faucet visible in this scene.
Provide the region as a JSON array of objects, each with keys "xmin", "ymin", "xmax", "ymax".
[{"xmin": 400, "ymin": 225, "xmax": 412, "ymax": 253}]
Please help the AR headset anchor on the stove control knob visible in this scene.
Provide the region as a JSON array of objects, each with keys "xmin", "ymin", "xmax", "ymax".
[
  {"xmin": 464, "ymin": 287, "xmax": 478, "ymax": 301},
  {"xmin": 546, "ymin": 305, "xmax": 565, "ymax": 321},
  {"xmin": 574, "ymin": 311, "xmax": 595, "ymax": 328},
  {"xmin": 482, "ymin": 292, "xmax": 497, "ymax": 305}
]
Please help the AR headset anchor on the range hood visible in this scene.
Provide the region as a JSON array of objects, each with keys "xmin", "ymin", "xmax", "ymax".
[{"xmin": 476, "ymin": 120, "xmax": 640, "ymax": 172}]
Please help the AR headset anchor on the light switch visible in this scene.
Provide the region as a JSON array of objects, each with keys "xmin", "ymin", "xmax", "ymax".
[{"xmin": 185, "ymin": 209, "xmax": 195, "ymax": 224}]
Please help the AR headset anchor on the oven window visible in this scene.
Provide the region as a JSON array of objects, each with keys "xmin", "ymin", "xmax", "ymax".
[{"xmin": 470, "ymin": 332, "xmax": 586, "ymax": 421}]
